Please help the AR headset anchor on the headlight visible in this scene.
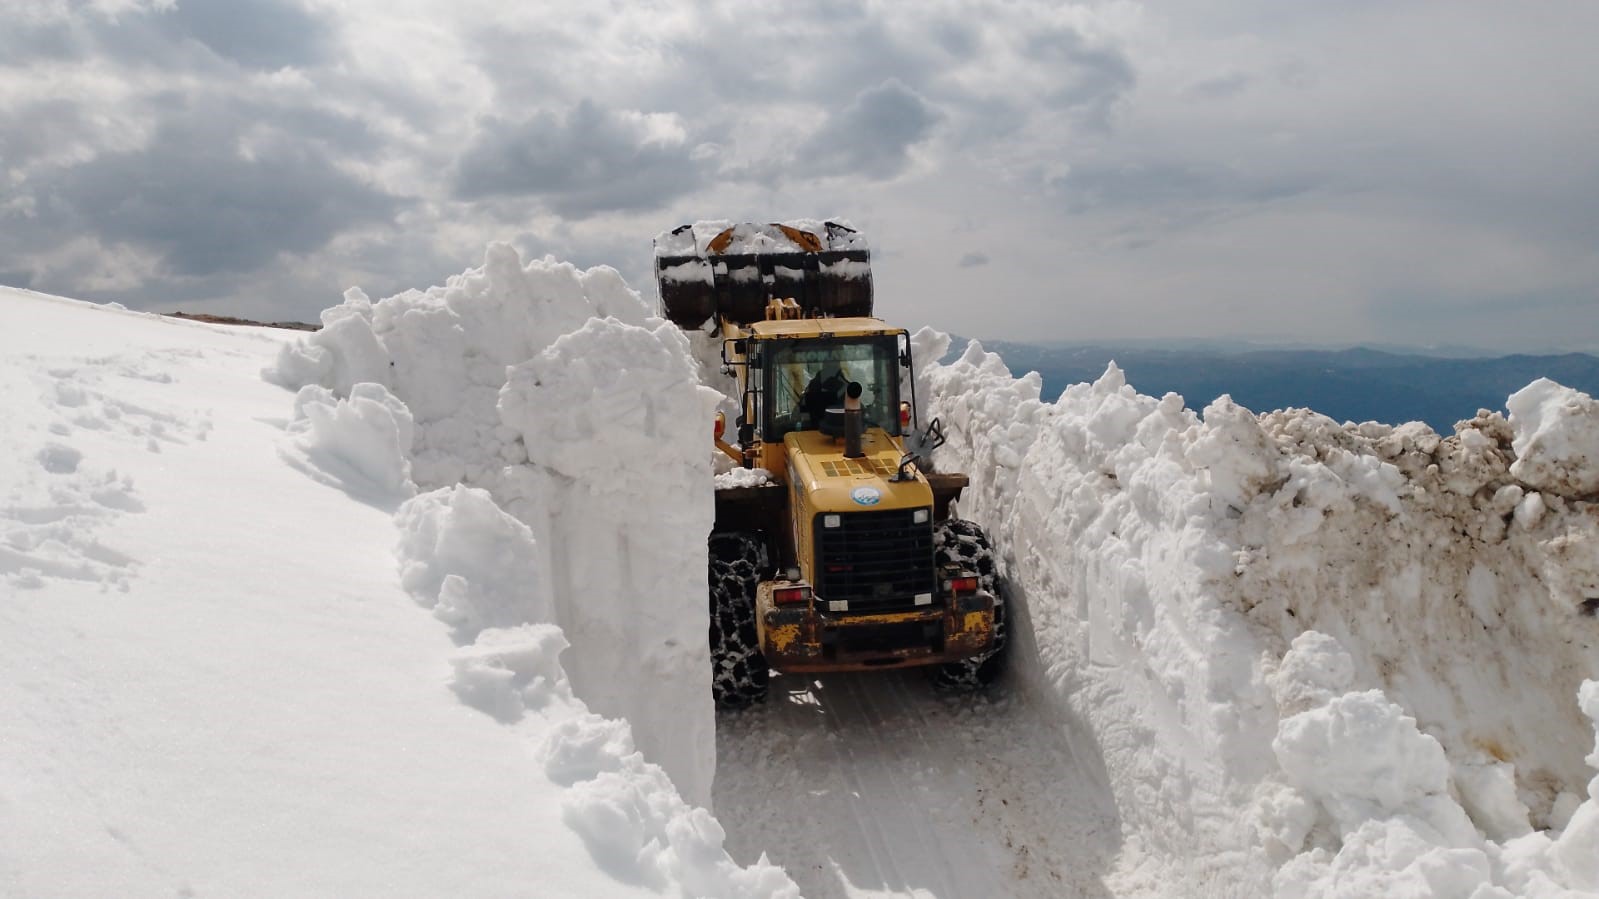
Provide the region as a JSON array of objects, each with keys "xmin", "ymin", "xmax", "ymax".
[
  {"xmin": 823, "ymin": 514, "xmax": 841, "ymax": 528},
  {"xmin": 912, "ymin": 508, "xmax": 930, "ymax": 524}
]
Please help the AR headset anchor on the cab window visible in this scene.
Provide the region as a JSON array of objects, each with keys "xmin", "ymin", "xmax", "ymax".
[{"xmin": 763, "ymin": 337, "xmax": 899, "ymax": 439}]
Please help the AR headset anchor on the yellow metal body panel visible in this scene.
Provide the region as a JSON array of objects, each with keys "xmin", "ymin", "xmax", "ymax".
[
  {"xmin": 764, "ymin": 620, "xmax": 805, "ymax": 655},
  {"xmin": 784, "ymin": 429, "xmax": 929, "ymax": 509},
  {"xmin": 755, "ymin": 581, "xmax": 995, "ymax": 673},
  {"xmin": 781, "ymin": 428, "xmax": 931, "ymax": 584},
  {"xmin": 746, "ymin": 317, "xmax": 904, "ymax": 340}
]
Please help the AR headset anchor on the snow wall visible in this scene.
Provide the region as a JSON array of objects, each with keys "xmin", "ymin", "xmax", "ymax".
[
  {"xmin": 266, "ymin": 244, "xmax": 725, "ymax": 813},
  {"xmin": 914, "ymin": 330, "xmax": 1599, "ymax": 897}
]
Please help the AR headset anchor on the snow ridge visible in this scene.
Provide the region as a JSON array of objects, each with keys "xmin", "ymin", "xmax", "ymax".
[
  {"xmin": 917, "ymin": 331, "xmax": 1599, "ymax": 897},
  {"xmin": 267, "ymin": 245, "xmax": 787, "ymax": 895},
  {"xmin": 393, "ymin": 485, "xmax": 796, "ymax": 898}
]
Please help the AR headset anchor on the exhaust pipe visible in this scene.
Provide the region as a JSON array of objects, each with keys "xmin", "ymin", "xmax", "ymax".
[{"xmin": 844, "ymin": 381, "xmax": 864, "ymax": 458}]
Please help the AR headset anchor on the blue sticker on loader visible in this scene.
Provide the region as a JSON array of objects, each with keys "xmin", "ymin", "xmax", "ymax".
[{"xmin": 851, "ymin": 486, "xmax": 882, "ymax": 506}]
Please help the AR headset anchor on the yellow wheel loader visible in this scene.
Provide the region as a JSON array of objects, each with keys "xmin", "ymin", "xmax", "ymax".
[{"xmin": 657, "ymin": 222, "xmax": 1007, "ymax": 708}]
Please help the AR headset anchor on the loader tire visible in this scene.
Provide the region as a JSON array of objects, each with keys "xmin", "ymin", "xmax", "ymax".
[
  {"xmin": 708, "ymin": 531, "xmax": 769, "ymax": 709},
  {"xmin": 930, "ymin": 519, "xmax": 1007, "ymax": 690}
]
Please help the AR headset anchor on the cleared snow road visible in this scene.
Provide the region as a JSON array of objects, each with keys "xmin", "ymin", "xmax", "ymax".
[{"xmin": 715, "ymin": 670, "xmax": 1122, "ymax": 898}]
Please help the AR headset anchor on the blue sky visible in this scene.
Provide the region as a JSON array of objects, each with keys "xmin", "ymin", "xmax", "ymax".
[{"xmin": 2, "ymin": 0, "xmax": 1596, "ymax": 350}]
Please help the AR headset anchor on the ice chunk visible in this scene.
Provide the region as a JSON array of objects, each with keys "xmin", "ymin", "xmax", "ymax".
[
  {"xmin": 1269, "ymin": 631, "xmax": 1356, "ymax": 716},
  {"xmin": 394, "ymin": 485, "xmax": 550, "ymax": 642},
  {"xmin": 1507, "ymin": 379, "xmax": 1599, "ymax": 495},
  {"xmin": 280, "ymin": 382, "xmax": 415, "ymax": 504}
]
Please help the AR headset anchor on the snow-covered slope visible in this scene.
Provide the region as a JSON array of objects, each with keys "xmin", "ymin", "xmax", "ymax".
[
  {"xmin": 0, "ymin": 285, "xmax": 793, "ymax": 897},
  {"xmin": 915, "ymin": 330, "xmax": 1599, "ymax": 897}
]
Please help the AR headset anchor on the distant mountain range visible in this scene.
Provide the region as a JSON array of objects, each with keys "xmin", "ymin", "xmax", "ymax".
[{"xmin": 948, "ymin": 340, "xmax": 1599, "ymax": 433}]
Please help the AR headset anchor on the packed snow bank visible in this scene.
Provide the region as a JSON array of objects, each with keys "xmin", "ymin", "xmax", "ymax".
[
  {"xmin": 1508, "ymin": 378, "xmax": 1599, "ymax": 496},
  {"xmin": 393, "ymin": 485, "xmax": 796, "ymax": 898},
  {"xmin": 268, "ymin": 244, "xmax": 722, "ymax": 809},
  {"xmin": 0, "ymin": 289, "xmax": 791, "ymax": 897},
  {"xmin": 914, "ymin": 330, "xmax": 1599, "ymax": 896},
  {"xmin": 279, "ymin": 382, "xmax": 417, "ymax": 505},
  {"xmin": 394, "ymin": 484, "xmax": 550, "ymax": 643}
]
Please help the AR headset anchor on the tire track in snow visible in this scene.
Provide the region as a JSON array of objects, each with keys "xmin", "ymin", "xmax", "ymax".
[
  {"xmin": 819, "ymin": 675, "xmax": 916, "ymax": 893},
  {"xmin": 851, "ymin": 672, "xmax": 995, "ymax": 898},
  {"xmin": 714, "ymin": 670, "xmax": 1122, "ymax": 898}
]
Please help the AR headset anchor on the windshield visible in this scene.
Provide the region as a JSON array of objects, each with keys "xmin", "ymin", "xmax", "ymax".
[{"xmin": 763, "ymin": 337, "xmax": 899, "ymax": 439}]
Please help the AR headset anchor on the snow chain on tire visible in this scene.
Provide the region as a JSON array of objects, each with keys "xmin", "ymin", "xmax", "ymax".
[
  {"xmin": 930, "ymin": 519, "xmax": 1007, "ymax": 689},
  {"xmin": 708, "ymin": 531, "xmax": 770, "ymax": 709}
]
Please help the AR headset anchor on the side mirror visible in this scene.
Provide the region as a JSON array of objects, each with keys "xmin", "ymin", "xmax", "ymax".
[{"xmin": 890, "ymin": 452, "xmax": 918, "ymax": 482}]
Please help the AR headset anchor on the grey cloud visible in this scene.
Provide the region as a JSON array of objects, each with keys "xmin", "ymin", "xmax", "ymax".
[
  {"xmin": 798, "ymin": 80, "xmax": 941, "ymax": 180},
  {"xmin": 269, "ymin": 104, "xmax": 386, "ymax": 155},
  {"xmin": 641, "ymin": 10, "xmax": 941, "ymax": 114},
  {"xmin": 1024, "ymin": 27, "xmax": 1136, "ymax": 128},
  {"xmin": 1185, "ymin": 72, "xmax": 1253, "ymax": 100},
  {"xmin": 452, "ymin": 101, "xmax": 709, "ymax": 218},
  {"xmin": 0, "ymin": 1, "xmax": 329, "ymax": 71},
  {"xmin": 0, "ymin": 19, "xmax": 80, "ymax": 63},
  {"xmin": 0, "ymin": 100, "xmax": 94, "ymax": 170},
  {"xmin": 931, "ymin": 21, "xmax": 982, "ymax": 59},
  {"xmin": 48, "ymin": 112, "xmax": 399, "ymax": 277},
  {"xmin": 460, "ymin": 23, "xmax": 572, "ymax": 105},
  {"xmin": 156, "ymin": 0, "xmax": 331, "ymax": 70},
  {"xmin": 958, "ymin": 252, "xmax": 990, "ymax": 268},
  {"xmin": 1059, "ymin": 161, "xmax": 1316, "ymax": 213}
]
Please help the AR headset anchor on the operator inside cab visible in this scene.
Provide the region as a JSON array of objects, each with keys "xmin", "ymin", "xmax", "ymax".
[
  {"xmin": 802, "ymin": 362, "xmax": 849, "ymax": 427},
  {"xmin": 764, "ymin": 337, "xmax": 900, "ymax": 438}
]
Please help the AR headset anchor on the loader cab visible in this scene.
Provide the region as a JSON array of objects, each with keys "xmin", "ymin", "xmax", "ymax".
[{"xmin": 761, "ymin": 335, "xmax": 903, "ymax": 441}]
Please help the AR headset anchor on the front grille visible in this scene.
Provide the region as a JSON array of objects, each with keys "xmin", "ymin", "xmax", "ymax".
[{"xmin": 814, "ymin": 509, "xmax": 935, "ymax": 612}]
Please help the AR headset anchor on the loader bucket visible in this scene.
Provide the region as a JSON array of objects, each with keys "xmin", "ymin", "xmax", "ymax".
[
  {"xmin": 655, "ymin": 221, "xmax": 873, "ymax": 328},
  {"xmin": 655, "ymin": 225, "xmax": 717, "ymax": 330}
]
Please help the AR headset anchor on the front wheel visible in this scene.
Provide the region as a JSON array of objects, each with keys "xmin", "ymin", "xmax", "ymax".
[
  {"xmin": 708, "ymin": 531, "xmax": 769, "ymax": 709},
  {"xmin": 930, "ymin": 519, "xmax": 1007, "ymax": 689}
]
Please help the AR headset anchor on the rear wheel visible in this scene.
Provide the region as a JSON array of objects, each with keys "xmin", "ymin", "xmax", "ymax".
[
  {"xmin": 708, "ymin": 531, "xmax": 769, "ymax": 709},
  {"xmin": 930, "ymin": 519, "xmax": 1007, "ymax": 689}
]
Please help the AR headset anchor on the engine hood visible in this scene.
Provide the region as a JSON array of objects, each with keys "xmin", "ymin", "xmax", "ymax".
[{"xmin": 783, "ymin": 428, "xmax": 932, "ymax": 512}]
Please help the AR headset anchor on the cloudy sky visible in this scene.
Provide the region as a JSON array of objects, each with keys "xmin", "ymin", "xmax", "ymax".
[{"xmin": 3, "ymin": 0, "xmax": 1597, "ymax": 350}]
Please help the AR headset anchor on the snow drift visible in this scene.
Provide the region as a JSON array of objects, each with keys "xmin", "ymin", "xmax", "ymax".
[
  {"xmin": 263, "ymin": 247, "xmax": 794, "ymax": 895},
  {"xmin": 914, "ymin": 330, "xmax": 1599, "ymax": 896},
  {"xmin": 391, "ymin": 483, "xmax": 795, "ymax": 898},
  {"xmin": 0, "ymin": 287, "xmax": 793, "ymax": 898},
  {"xmin": 268, "ymin": 245, "xmax": 723, "ymax": 810}
]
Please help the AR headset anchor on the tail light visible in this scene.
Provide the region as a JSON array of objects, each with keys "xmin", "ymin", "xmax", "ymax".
[
  {"xmin": 944, "ymin": 576, "xmax": 979, "ymax": 594},
  {"xmin": 714, "ymin": 412, "xmax": 726, "ymax": 440},
  {"xmin": 773, "ymin": 585, "xmax": 811, "ymax": 605},
  {"xmin": 900, "ymin": 401, "xmax": 911, "ymax": 429}
]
